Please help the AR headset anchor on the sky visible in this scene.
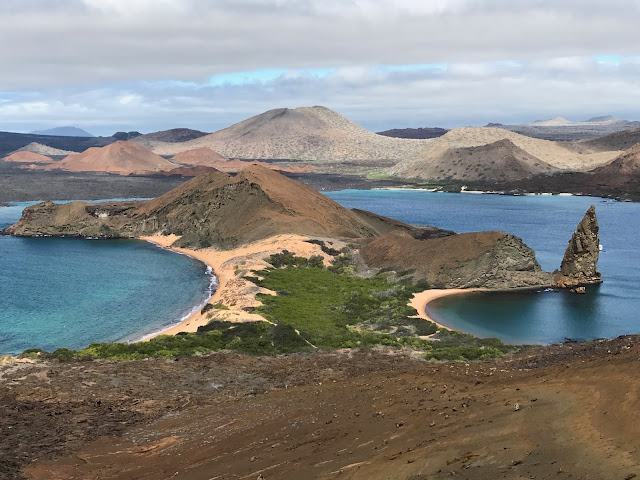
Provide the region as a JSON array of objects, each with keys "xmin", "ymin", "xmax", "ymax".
[{"xmin": 1, "ymin": 0, "xmax": 640, "ymax": 135}]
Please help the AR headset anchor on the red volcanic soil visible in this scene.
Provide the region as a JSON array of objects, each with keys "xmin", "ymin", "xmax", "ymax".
[
  {"xmin": 40, "ymin": 141, "xmax": 177, "ymax": 175},
  {"xmin": 2, "ymin": 151, "xmax": 54, "ymax": 164},
  {"xmin": 171, "ymin": 147, "xmax": 227, "ymax": 166},
  {"xmin": 3, "ymin": 338, "xmax": 640, "ymax": 480}
]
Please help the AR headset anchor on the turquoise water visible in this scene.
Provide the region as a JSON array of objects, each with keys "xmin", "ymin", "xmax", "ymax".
[
  {"xmin": 0, "ymin": 201, "xmax": 213, "ymax": 355},
  {"xmin": 326, "ymin": 190, "xmax": 640, "ymax": 344}
]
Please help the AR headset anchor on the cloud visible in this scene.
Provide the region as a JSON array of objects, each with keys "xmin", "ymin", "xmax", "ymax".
[
  {"xmin": 0, "ymin": 0, "xmax": 639, "ymax": 89},
  {"xmin": 2, "ymin": 55, "xmax": 640, "ymax": 135},
  {"xmin": 0, "ymin": 1, "xmax": 639, "ymax": 133}
]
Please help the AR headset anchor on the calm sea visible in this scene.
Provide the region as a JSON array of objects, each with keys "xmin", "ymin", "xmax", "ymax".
[
  {"xmin": 0, "ymin": 201, "xmax": 213, "ymax": 355},
  {"xmin": 3, "ymin": 192, "xmax": 639, "ymax": 351},
  {"xmin": 326, "ymin": 190, "xmax": 640, "ymax": 345}
]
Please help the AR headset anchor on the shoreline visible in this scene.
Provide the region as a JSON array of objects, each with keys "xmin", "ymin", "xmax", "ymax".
[
  {"xmin": 138, "ymin": 234, "xmax": 343, "ymax": 340},
  {"xmin": 410, "ymin": 288, "xmax": 486, "ymax": 330}
]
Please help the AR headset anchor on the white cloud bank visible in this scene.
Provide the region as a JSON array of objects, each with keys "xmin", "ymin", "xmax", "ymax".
[{"xmin": 0, "ymin": 1, "xmax": 639, "ymax": 133}]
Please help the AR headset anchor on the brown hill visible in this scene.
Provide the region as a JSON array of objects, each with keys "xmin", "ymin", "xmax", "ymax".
[
  {"xmin": 580, "ymin": 127, "xmax": 640, "ymax": 152},
  {"xmin": 40, "ymin": 141, "xmax": 177, "ymax": 175},
  {"xmin": 2, "ymin": 151, "xmax": 54, "ymax": 164},
  {"xmin": 133, "ymin": 165, "xmax": 383, "ymax": 248},
  {"xmin": 361, "ymin": 229, "xmax": 553, "ymax": 289},
  {"xmin": 158, "ymin": 166, "xmax": 220, "ymax": 177},
  {"xmin": 377, "ymin": 127, "xmax": 448, "ymax": 139},
  {"xmin": 391, "ymin": 127, "xmax": 617, "ymax": 181},
  {"xmin": 171, "ymin": 147, "xmax": 227, "ymax": 166},
  {"xmin": 135, "ymin": 128, "xmax": 209, "ymax": 144},
  {"xmin": 394, "ymin": 139, "xmax": 559, "ymax": 182},
  {"xmin": 591, "ymin": 143, "xmax": 640, "ymax": 177},
  {"xmin": 14, "ymin": 142, "xmax": 74, "ymax": 156},
  {"xmin": 150, "ymin": 106, "xmax": 429, "ymax": 162}
]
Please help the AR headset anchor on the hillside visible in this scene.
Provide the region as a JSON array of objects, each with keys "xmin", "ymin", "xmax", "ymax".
[
  {"xmin": 361, "ymin": 229, "xmax": 553, "ymax": 289},
  {"xmin": 528, "ymin": 116, "xmax": 571, "ymax": 126},
  {"xmin": 488, "ymin": 116, "xmax": 640, "ymax": 141},
  {"xmin": 580, "ymin": 127, "xmax": 640, "ymax": 152},
  {"xmin": 149, "ymin": 106, "xmax": 430, "ymax": 162},
  {"xmin": 133, "ymin": 165, "xmax": 384, "ymax": 247},
  {"xmin": 391, "ymin": 127, "xmax": 616, "ymax": 180},
  {"xmin": 0, "ymin": 131, "xmax": 112, "ymax": 158},
  {"xmin": 591, "ymin": 143, "xmax": 640, "ymax": 177},
  {"xmin": 376, "ymin": 127, "xmax": 448, "ymax": 139},
  {"xmin": 394, "ymin": 139, "xmax": 558, "ymax": 181},
  {"xmin": 15, "ymin": 142, "xmax": 74, "ymax": 156},
  {"xmin": 2, "ymin": 151, "xmax": 54, "ymax": 164},
  {"xmin": 135, "ymin": 128, "xmax": 209, "ymax": 145},
  {"xmin": 40, "ymin": 141, "xmax": 177, "ymax": 175},
  {"xmin": 171, "ymin": 147, "xmax": 227, "ymax": 166},
  {"xmin": 30, "ymin": 126, "xmax": 94, "ymax": 137}
]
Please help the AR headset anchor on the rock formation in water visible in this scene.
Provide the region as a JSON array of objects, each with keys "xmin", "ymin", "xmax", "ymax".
[{"xmin": 555, "ymin": 205, "xmax": 602, "ymax": 287}]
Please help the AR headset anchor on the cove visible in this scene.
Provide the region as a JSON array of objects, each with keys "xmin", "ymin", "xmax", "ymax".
[
  {"xmin": 0, "ymin": 201, "xmax": 213, "ymax": 355},
  {"xmin": 326, "ymin": 190, "xmax": 640, "ymax": 344}
]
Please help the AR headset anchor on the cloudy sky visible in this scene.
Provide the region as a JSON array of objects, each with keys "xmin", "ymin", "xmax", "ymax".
[{"xmin": 1, "ymin": 0, "xmax": 640, "ymax": 135}]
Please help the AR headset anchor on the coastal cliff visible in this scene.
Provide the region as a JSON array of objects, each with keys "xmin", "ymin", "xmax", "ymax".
[
  {"xmin": 1, "ymin": 165, "xmax": 601, "ymax": 291},
  {"xmin": 360, "ymin": 230, "xmax": 553, "ymax": 289}
]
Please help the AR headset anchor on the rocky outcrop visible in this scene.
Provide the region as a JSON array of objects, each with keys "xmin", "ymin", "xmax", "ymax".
[
  {"xmin": 361, "ymin": 230, "xmax": 553, "ymax": 289},
  {"xmin": 554, "ymin": 206, "xmax": 602, "ymax": 287},
  {"xmin": 1, "ymin": 201, "xmax": 139, "ymax": 238},
  {"xmin": 1, "ymin": 165, "xmax": 420, "ymax": 249}
]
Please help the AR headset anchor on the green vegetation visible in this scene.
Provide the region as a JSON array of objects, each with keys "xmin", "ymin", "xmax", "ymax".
[
  {"xmin": 22, "ymin": 252, "xmax": 515, "ymax": 362},
  {"xmin": 201, "ymin": 302, "xmax": 229, "ymax": 314},
  {"xmin": 22, "ymin": 321, "xmax": 310, "ymax": 361}
]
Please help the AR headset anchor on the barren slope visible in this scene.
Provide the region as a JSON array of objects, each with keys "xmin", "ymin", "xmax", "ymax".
[
  {"xmin": 395, "ymin": 139, "xmax": 559, "ymax": 181},
  {"xmin": 39, "ymin": 141, "xmax": 177, "ymax": 175},
  {"xmin": 2, "ymin": 151, "xmax": 54, "ymax": 164},
  {"xmin": 5, "ymin": 338, "xmax": 640, "ymax": 480},
  {"xmin": 150, "ymin": 106, "xmax": 431, "ymax": 162},
  {"xmin": 171, "ymin": 147, "xmax": 227, "ymax": 166},
  {"xmin": 392, "ymin": 127, "xmax": 617, "ymax": 180},
  {"xmin": 14, "ymin": 142, "xmax": 73, "ymax": 156},
  {"xmin": 591, "ymin": 142, "xmax": 640, "ymax": 176},
  {"xmin": 134, "ymin": 128, "xmax": 209, "ymax": 147},
  {"xmin": 133, "ymin": 164, "xmax": 382, "ymax": 247}
]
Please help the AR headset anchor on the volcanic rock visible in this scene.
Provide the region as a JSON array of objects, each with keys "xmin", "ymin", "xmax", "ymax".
[
  {"xmin": 361, "ymin": 230, "xmax": 553, "ymax": 289},
  {"xmin": 556, "ymin": 206, "xmax": 601, "ymax": 286}
]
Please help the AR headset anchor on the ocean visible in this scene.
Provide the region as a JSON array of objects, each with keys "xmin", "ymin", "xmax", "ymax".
[
  {"xmin": 326, "ymin": 190, "xmax": 640, "ymax": 345},
  {"xmin": 0, "ymin": 201, "xmax": 213, "ymax": 355},
  {"xmin": 2, "ymin": 191, "xmax": 639, "ymax": 352}
]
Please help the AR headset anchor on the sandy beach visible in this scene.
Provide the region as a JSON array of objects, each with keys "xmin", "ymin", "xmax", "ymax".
[
  {"xmin": 140, "ymin": 234, "xmax": 345, "ymax": 339},
  {"xmin": 410, "ymin": 288, "xmax": 485, "ymax": 330}
]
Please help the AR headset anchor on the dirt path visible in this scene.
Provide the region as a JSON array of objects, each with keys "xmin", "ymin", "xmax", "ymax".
[{"xmin": 1, "ymin": 338, "xmax": 636, "ymax": 480}]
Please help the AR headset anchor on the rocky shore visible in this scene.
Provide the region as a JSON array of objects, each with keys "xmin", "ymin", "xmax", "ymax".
[{"xmin": 2, "ymin": 165, "xmax": 602, "ymax": 293}]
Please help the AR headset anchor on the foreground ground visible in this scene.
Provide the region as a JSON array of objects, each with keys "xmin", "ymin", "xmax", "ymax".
[{"xmin": 2, "ymin": 336, "xmax": 640, "ymax": 480}]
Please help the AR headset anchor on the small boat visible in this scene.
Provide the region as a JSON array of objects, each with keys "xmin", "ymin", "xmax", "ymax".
[{"xmin": 599, "ymin": 244, "xmax": 603, "ymax": 251}]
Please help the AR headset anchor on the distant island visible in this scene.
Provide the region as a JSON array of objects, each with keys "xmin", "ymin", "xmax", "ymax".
[{"xmin": 29, "ymin": 126, "xmax": 95, "ymax": 137}]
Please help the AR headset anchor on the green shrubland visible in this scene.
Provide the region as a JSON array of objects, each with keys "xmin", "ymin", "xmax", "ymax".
[{"xmin": 22, "ymin": 252, "xmax": 515, "ymax": 362}]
